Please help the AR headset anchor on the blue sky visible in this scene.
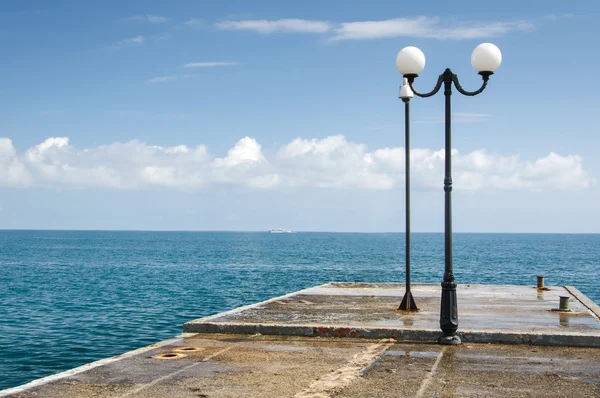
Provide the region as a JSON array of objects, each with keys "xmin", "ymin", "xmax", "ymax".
[{"xmin": 0, "ymin": 0, "xmax": 598, "ymax": 232}]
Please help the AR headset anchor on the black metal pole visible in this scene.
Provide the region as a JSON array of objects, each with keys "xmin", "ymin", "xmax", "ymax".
[
  {"xmin": 399, "ymin": 97, "xmax": 417, "ymax": 311},
  {"xmin": 405, "ymin": 98, "xmax": 411, "ymax": 293},
  {"xmin": 406, "ymin": 69, "xmax": 491, "ymax": 343},
  {"xmin": 439, "ymin": 69, "xmax": 460, "ymax": 344}
]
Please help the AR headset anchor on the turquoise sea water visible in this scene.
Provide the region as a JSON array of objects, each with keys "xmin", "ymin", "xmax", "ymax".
[{"xmin": 1, "ymin": 230, "xmax": 599, "ymax": 390}]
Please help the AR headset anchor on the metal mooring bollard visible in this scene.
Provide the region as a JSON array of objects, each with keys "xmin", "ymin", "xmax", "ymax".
[
  {"xmin": 537, "ymin": 276, "xmax": 545, "ymax": 289},
  {"xmin": 559, "ymin": 296, "xmax": 570, "ymax": 311}
]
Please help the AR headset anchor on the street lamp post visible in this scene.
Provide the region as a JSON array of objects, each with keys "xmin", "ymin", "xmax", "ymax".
[
  {"xmin": 395, "ymin": 43, "xmax": 502, "ymax": 344},
  {"xmin": 398, "ymin": 78, "xmax": 418, "ymax": 312}
]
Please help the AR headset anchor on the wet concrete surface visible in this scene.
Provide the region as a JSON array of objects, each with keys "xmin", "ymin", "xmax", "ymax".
[
  {"xmin": 341, "ymin": 343, "xmax": 600, "ymax": 397},
  {"xmin": 4, "ymin": 334, "xmax": 600, "ymax": 397},
  {"xmin": 184, "ymin": 283, "xmax": 600, "ymax": 346},
  {"xmin": 3, "ymin": 283, "xmax": 600, "ymax": 397},
  {"xmin": 3, "ymin": 334, "xmax": 376, "ymax": 398}
]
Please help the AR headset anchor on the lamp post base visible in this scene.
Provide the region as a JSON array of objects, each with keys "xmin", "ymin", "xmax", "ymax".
[
  {"xmin": 438, "ymin": 335, "xmax": 462, "ymax": 345},
  {"xmin": 398, "ymin": 291, "xmax": 418, "ymax": 311}
]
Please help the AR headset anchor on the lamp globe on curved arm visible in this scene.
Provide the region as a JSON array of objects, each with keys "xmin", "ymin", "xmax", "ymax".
[
  {"xmin": 396, "ymin": 46, "xmax": 426, "ymax": 78},
  {"xmin": 471, "ymin": 43, "xmax": 502, "ymax": 76}
]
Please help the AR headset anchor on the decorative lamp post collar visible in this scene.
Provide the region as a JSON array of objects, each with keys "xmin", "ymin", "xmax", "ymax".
[{"xmin": 399, "ymin": 78, "xmax": 414, "ymax": 101}]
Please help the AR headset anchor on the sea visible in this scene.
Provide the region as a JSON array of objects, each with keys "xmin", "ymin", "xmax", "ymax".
[{"xmin": 0, "ymin": 230, "xmax": 599, "ymax": 390}]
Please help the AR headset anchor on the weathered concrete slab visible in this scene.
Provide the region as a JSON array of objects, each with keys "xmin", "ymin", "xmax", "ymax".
[
  {"xmin": 2, "ymin": 334, "xmax": 383, "ymax": 398},
  {"xmin": 3, "ymin": 283, "xmax": 600, "ymax": 397},
  {"xmin": 4, "ymin": 334, "xmax": 600, "ymax": 397},
  {"xmin": 184, "ymin": 283, "xmax": 600, "ymax": 347},
  {"xmin": 340, "ymin": 342, "xmax": 600, "ymax": 398}
]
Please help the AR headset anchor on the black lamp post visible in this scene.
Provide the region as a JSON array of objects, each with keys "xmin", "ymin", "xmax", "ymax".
[
  {"xmin": 395, "ymin": 43, "xmax": 502, "ymax": 344},
  {"xmin": 398, "ymin": 78, "xmax": 418, "ymax": 312}
]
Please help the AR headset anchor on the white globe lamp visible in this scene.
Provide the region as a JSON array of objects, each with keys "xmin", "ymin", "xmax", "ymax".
[
  {"xmin": 471, "ymin": 43, "xmax": 502, "ymax": 75},
  {"xmin": 396, "ymin": 46, "xmax": 426, "ymax": 77}
]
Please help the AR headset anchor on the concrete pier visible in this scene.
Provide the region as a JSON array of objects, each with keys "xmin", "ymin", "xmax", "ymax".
[
  {"xmin": 184, "ymin": 283, "xmax": 600, "ymax": 347},
  {"xmin": 2, "ymin": 283, "xmax": 600, "ymax": 397}
]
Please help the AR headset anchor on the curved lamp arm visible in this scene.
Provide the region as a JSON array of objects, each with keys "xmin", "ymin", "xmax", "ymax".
[
  {"xmin": 407, "ymin": 74, "xmax": 444, "ymax": 98},
  {"xmin": 452, "ymin": 73, "xmax": 491, "ymax": 97}
]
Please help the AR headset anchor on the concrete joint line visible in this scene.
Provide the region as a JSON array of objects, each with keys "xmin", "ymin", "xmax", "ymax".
[
  {"xmin": 294, "ymin": 338, "xmax": 395, "ymax": 398},
  {"xmin": 415, "ymin": 347, "xmax": 445, "ymax": 398},
  {"xmin": 119, "ymin": 335, "xmax": 259, "ymax": 397}
]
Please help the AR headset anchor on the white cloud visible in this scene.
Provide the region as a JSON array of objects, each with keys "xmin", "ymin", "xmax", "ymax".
[
  {"xmin": 21, "ymin": 137, "xmax": 210, "ymax": 189},
  {"xmin": 0, "ymin": 138, "xmax": 33, "ymax": 187},
  {"xmin": 543, "ymin": 13, "xmax": 575, "ymax": 21},
  {"xmin": 146, "ymin": 74, "xmax": 194, "ymax": 84},
  {"xmin": 184, "ymin": 62, "xmax": 237, "ymax": 68},
  {"xmin": 216, "ymin": 19, "xmax": 331, "ymax": 34},
  {"xmin": 215, "ymin": 16, "xmax": 532, "ymax": 40},
  {"xmin": 331, "ymin": 17, "xmax": 532, "ymax": 40},
  {"xmin": 117, "ymin": 35, "xmax": 145, "ymax": 46},
  {"xmin": 276, "ymin": 135, "xmax": 391, "ymax": 189},
  {"xmin": 146, "ymin": 75, "xmax": 179, "ymax": 84},
  {"xmin": 214, "ymin": 137, "xmax": 265, "ymax": 167},
  {"xmin": 0, "ymin": 135, "xmax": 594, "ymax": 192},
  {"xmin": 185, "ymin": 19, "xmax": 204, "ymax": 27},
  {"xmin": 130, "ymin": 15, "xmax": 168, "ymax": 23}
]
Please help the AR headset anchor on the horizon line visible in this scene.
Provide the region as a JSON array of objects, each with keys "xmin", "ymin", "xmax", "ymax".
[{"xmin": 0, "ymin": 228, "xmax": 598, "ymax": 234}]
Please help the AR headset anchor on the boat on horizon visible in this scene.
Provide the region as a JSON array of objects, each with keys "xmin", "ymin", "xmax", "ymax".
[{"xmin": 269, "ymin": 228, "xmax": 292, "ymax": 233}]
